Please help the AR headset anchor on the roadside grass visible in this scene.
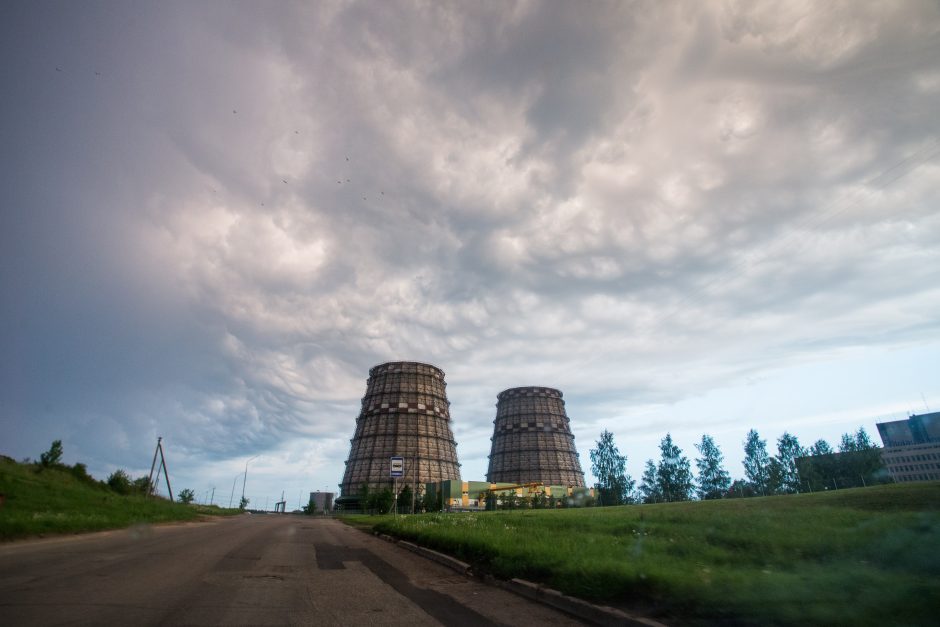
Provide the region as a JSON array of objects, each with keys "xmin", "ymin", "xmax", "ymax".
[
  {"xmin": 0, "ymin": 456, "xmax": 240, "ymax": 540},
  {"xmin": 346, "ymin": 483, "xmax": 940, "ymax": 626}
]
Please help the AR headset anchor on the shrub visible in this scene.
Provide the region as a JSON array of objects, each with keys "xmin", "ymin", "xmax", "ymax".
[{"xmin": 107, "ymin": 469, "xmax": 133, "ymax": 495}]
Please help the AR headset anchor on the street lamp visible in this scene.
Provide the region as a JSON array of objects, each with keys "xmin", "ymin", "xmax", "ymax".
[{"xmin": 241, "ymin": 455, "xmax": 260, "ymax": 505}]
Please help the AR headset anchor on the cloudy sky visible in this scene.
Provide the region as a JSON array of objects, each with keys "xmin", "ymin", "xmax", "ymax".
[{"xmin": 2, "ymin": 1, "xmax": 939, "ymax": 508}]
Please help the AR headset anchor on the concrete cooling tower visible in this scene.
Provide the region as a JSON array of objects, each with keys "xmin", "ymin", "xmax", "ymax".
[
  {"xmin": 486, "ymin": 386, "xmax": 585, "ymax": 487},
  {"xmin": 339, "ymin": 362, "xmax": 460, "ymax": 502}
]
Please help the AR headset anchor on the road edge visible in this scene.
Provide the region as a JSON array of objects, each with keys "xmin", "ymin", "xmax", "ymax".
[{"xmin": 372, "ymin": 531, "xmax": 666, "ymax": 627}]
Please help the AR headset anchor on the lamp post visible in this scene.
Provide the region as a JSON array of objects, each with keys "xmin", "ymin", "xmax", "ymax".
[{"xmin": 241, "ymin": 455, "xmax": 260, "ymax": 505}]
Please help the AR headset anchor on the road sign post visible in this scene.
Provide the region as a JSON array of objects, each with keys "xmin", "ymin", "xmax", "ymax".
[{"xmin": 390, "ymin": 457, "xmax": 404, "ymax": 514}]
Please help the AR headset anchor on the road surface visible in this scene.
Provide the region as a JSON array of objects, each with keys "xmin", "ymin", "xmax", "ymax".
[{"xmin": 0, "ymin": 515, "xmax": 585, "ymax": 626}]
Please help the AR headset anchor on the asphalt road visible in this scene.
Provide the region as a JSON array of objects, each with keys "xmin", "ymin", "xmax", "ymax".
[{"xmin": 0, "ymin": 515, "xmax": 585, "ymax": 626}]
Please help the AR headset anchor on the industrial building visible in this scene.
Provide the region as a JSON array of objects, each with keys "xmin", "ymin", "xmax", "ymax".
[
  {"xmin": 308, "ymin": 491, "xmax": 333, "ymax": 513},
  {"xmin": 425, "ymin": 480, "xmax": 594, "ymax": 510},
  {"xmin": 876, "ymin": 412, "xmax": 940, "ymax": 482},
  {"xmin": 486, "ymin": 386, "xmax": 585, "ymax": 487},
  {"xmin": 336, "ymin": 361, "xmax": 461, "ymax": 508}
]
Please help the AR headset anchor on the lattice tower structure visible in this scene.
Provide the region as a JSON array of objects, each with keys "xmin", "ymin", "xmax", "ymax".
[
  {"xmin": 340, "ymin": 362, "xmax": 460, "ymax": 498},
  {"xmin": 486, "ymin": 386, "xmax": 585, "ymax": 486}
]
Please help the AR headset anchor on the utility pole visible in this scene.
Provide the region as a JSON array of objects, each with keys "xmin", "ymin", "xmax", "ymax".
[
  {"xmin": 209, "ymin": 486, "xmax": 215, "ymax": 505},
  {"xmin": 229, "ymin": 474, "xmax": 238, "ymax": 508},
  {"xmin": 146, "ymin": 437, "xmax": 174, "ymax": 501},
  {"xmin": 241, "ymin": 455, "xmax": 259, "ymax": 504}
]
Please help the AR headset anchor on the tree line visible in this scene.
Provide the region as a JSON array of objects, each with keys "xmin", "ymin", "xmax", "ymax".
[
  {"xmin": 25, "ymin": 440, "xmax": 242, "ymax": 508},
  {"xmin": 590, "ymin": 426, "xmax": 887, "ymax": 505}
]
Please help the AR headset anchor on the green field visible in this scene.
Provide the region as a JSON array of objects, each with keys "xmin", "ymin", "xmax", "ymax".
[
  {"xmin": 0, "ymin": 456, "xmax": 239, "ymax": 540},
  {"xmin": 350, "ymin": 483, "xmax": 940, "ymax": 626}
]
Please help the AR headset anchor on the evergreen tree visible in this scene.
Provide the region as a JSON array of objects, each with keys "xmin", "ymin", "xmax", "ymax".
[
  {"xmin": 656, "ymin": 433, "xmax": 693, "ymax": 502},
  {"xmin": 694, "ymin": 434, "xmax": 731, "ymax": 499},
  {"xmin": 589, "ymin": 430, "xmax": 635, "ymax": 506},
  {"xmin": 742, "ymin": 429, "xmax": 771, "ymax": 495},
  {"xmin": 773, "ymin": 432, "xmax": 805, "ymax": 494},
  {"xmin": 639, "ymin": 459, "xmax": 661, "ymax": 503}
]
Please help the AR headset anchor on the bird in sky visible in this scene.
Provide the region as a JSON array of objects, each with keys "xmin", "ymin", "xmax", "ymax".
[
  {"xmin": 55, "ymin": 67, "xmax": 62, "ymax": 72},
  {"xmin": 233, "ymin": 109, "xmax": 237, "ymax": 114},
  {"xmin": 95, "ymin": 71, "xmax": 101, "ymax": 76},
  {"xmin": 282, "ymin": 179, "xmax": 288, "ymax": 184}
]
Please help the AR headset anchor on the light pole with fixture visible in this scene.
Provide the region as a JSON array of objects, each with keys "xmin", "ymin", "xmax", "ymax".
[{"xmin": 241, "ymin": 455, "xmax": 260, "ymax": 505}]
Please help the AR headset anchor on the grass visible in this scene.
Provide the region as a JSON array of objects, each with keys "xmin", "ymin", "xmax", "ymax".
[
  {"xmin": 0, "ymin": 456, "xmax": 240, "ymax": 540},
  {"xmin": 344, "ymin": 483, "xmax": 940, "ymax": 626}
]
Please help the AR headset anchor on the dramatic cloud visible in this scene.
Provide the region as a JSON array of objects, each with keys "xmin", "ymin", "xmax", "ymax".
[{"xmin": 2, "ymin": 1, "xmax": 939, "ymax": 502}]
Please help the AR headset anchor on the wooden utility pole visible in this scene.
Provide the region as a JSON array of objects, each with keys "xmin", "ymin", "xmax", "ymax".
[{"xmin": 146, "ymin": 437, "xmax": 174, "ymax": 501}]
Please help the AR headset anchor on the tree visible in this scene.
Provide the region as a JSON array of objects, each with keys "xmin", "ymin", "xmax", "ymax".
[
  {"xmin": 727, "ymin": 479, "xmax": 757, "ymax": 498},
  {"xmin": 742, "ymin": 429, "xmax": 771, "ymax": 496},
  {"xmin": 423, "ymin": 486, "xmax": 443, "ymax": 512},
  {"xmin": 839, "ymin": 432, "xmax": 859, "ymax": 453},
  {"xmin": 639, "ymin": 459, "xmax": 662, "ymax": 503},
  {"xmin": 809, "ymin": 439, "xmax": 833, "ymax": 456},
  {"xmin": 773, "ymin": 432, "xmax": 805, "ymax": 494},
  {"xmin": 656, "ymin": 433, "xmax": 693, "ymax": 502},
  {"xmin": 694, "ymin": 434, "xmax": 731, "ymax": 500},
  {"xmin": 178, "ymin": 488, "xmax": 196, "ymax": 504},
  {"xmin": 40, "ymin": 440, "xmax": 64, "ymax": 467},
  {"xmin": 132, "ymin": 476, "xmax": 152, "ymax": 495},
  {"xmin": 853, "ymin": 427, "xmax": 876, "ymax": 450},
  {"xmin": 838, "ymin": 427, "xmax": 884, "ymax": 486},
  {"xmin": 239, "ymin": 496, "xmax": 249, "ymax": 510},
  {"xmin": 397, "ymin": 485, "xmax": 413, "ymax": 514},
  {"xmin": 589, "ymin": 430, "xmax": 635, "ymax": 506},
  {"xmin": 107, "ymin": 469, "xmax": 133, "ymax": 494},
  {"xmin": 367, "ymin": 488, "xmax": 393, "ymax": 514}
]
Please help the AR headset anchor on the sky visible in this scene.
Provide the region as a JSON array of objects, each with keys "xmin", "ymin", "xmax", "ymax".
[{"xmin": 2, "ymin": 1, "xmax": 939, "ymax": 509}]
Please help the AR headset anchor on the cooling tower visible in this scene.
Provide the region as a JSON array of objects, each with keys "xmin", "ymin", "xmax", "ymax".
[
  {"xmin": 339, "ymin": 361, "xmax": 461, "ymax": 501},
  {"xmin": 486, "ymin": 386, "xmax": 585, "ymax": 486}
]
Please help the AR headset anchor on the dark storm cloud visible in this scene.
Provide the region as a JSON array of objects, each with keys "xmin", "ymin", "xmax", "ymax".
[{"xmin": 2, "ymin": 1, "xmax": 939, "ymax": 492}]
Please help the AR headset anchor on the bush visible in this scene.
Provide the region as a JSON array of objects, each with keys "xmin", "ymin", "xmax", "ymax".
[
  {"xmin": 68, "ymin": 463, "xmax": 99, "ymax": 487},
  {"xmin": 107, "ymin": 469, "xmax": 133, "ymax": 495}
]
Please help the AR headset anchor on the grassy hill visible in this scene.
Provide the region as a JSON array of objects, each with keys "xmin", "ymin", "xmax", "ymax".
[
  {"xmin": 0, "ymin": 456, "xmax": 238, "ymax": 540},
  {"xmin": 356, "ymin": 483, "xmax": 940, "ymax": 626}
]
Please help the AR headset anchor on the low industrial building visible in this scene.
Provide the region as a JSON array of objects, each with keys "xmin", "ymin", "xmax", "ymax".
[
  {"xmin": 308, "ymin": 491, "xmax": 334, "ymax": 513},
  {"xmin": 425, "ymin": 479, "xmax": 594, "ymax": 510}
]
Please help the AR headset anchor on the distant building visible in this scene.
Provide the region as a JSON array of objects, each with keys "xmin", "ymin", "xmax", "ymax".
[
  {"xmin": 309, "ymin": 491, "xmax": 334, "ymax": 513},
  {"xmin": 876, "ymin": 412, "xmax": 940, "ymax": 483},
  {"xmin": 425, "ymin": 479, "xmax": 594, "ymax": 510},
  {"xmin": 876, "ymin": 411, "xmax": 940, "ymax": 446}
]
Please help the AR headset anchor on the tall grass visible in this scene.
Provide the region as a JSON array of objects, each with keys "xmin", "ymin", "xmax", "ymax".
[
  {"xmin": 363, "ymin": 483, "xmax": 940, "ymax": 625},
  {"xmin": 0, "ymin": 457, "xmax": 238, "ymax": 540}
]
